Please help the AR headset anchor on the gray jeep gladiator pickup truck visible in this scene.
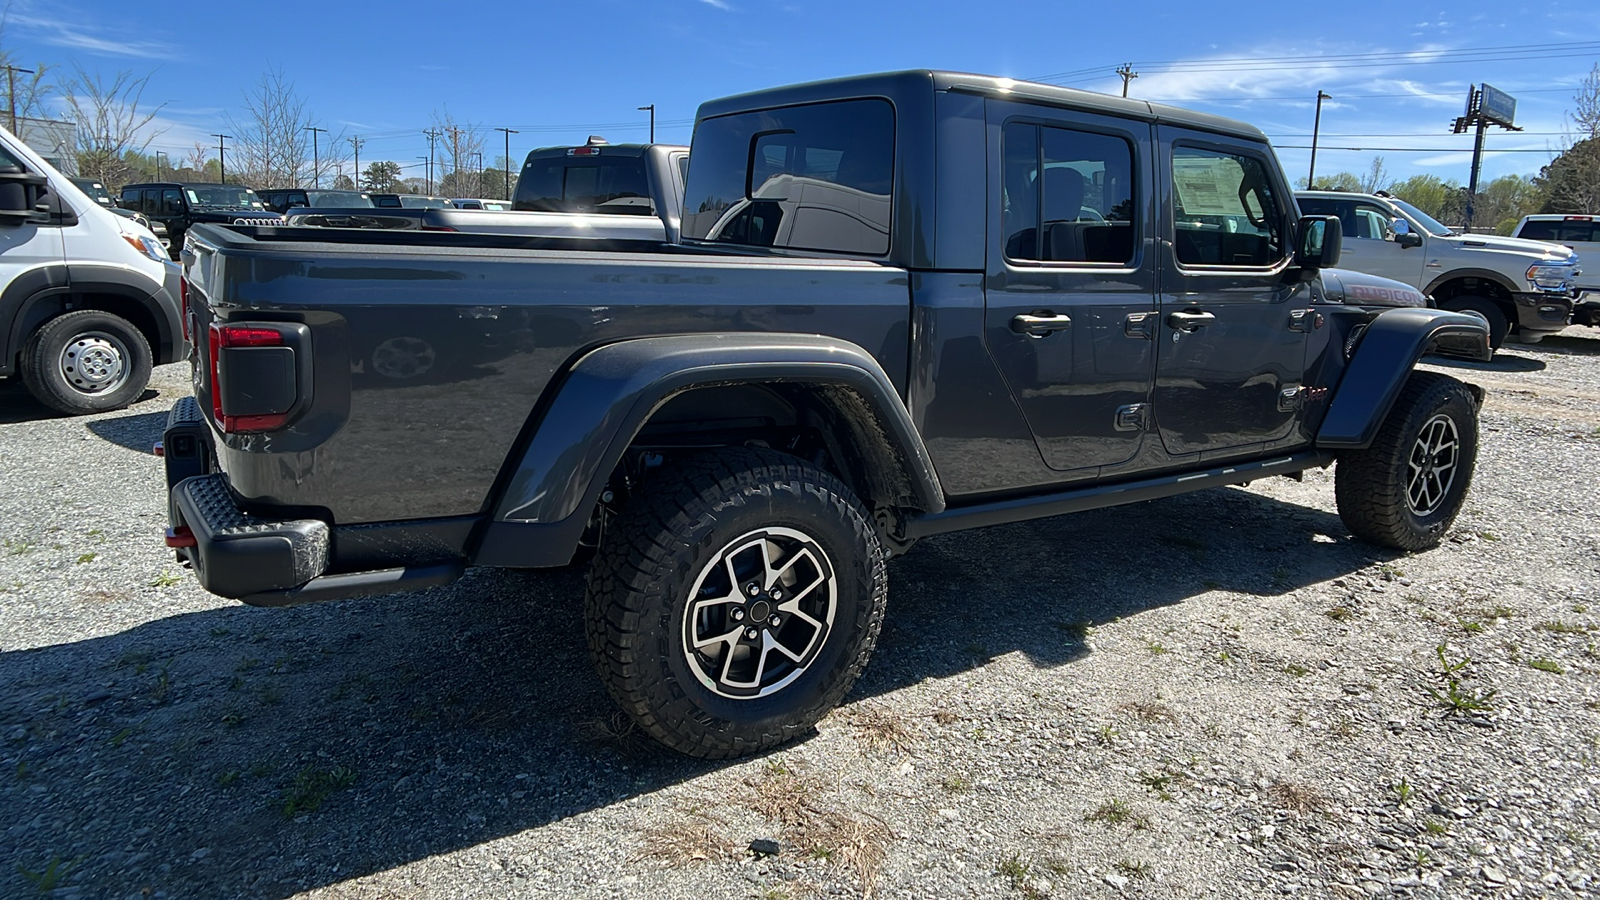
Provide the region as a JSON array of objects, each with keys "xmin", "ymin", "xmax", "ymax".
[{"xmin": 162, "ymin": 70, "xmax": 1490, "ymax": 758}]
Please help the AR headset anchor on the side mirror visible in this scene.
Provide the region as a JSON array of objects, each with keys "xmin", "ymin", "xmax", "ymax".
[
  {"xmin": 1395, "ymin": 231, "xmax": 1423, "ymax": 249},
  {"xmin": 1390, "ymin": 217, "xmax": 1411, "ymax": 235},
  {"xmin": 1293, "ymin": 215, "xmax": 1342, "ymax": 269},
  {"xmin": 0, "ymin": 166, "xmax": 48, "ymax": 227}
]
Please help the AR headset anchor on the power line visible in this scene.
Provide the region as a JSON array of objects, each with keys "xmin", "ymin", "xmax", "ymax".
[{"xmin": 1274, "ymin": 144, "xmax": 1556, "ymax": 153}]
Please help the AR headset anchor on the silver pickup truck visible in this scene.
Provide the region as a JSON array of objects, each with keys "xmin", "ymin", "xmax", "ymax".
[{"xmin": 283, "ymin": 141, "xmax": 689, "ymax": 242}]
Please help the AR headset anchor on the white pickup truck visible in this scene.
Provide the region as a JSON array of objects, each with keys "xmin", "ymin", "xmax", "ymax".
[
  {"xmin": 0, "ymin": 128, "xmax": 183, "ymax": 414},
  {"xmin": 1512, "ymin": 214, "xmax": 1599, "ymax": 328},
  {"xmin": 1297, "ymin": 191, "xmax": 1580, "ymax": 347}
]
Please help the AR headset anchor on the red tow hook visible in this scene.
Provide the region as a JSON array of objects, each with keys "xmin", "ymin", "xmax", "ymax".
[
  {"xmin": 153, "ymin": 441, "xmax": 165, "ymax": 457},
  {"xmin": 165, "ymin": 526, "xmax": 197, "ymax": 548}
]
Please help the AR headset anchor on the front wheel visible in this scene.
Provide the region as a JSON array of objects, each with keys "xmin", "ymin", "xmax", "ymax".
[
  {"xmin": 1335, "ymin": 372, "xmax": 1479, "ymax": 550},
  {"xmin": 19, "ymin": 310, "xmax": 153, "ymax": 415},
  {"xmin": 584, "ymin": 447, "xmax": 887, "ymax": 758},
  {"xmin": 1437, "ymin": 295, "xmax": 1509, "ymax": 350}
]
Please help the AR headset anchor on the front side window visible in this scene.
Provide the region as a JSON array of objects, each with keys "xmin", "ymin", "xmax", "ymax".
[
  {"xmin": 1297, "ymin": 197, "xmax": 1396, "ymax": 241},
  {"xmin": 161, "ymin": 189, "xmax": 183, "ymax": 216},
  {"xmin": 1171, "ymin": 146, "xmax": 1284, "ymax": 267},
  {"xmin": 682, "ymin": 98, "xmax": 894, "ymax": 256},
  {"xmin": 1003, "ymin": 121, "xmax": 1136, "ymax": 264}
]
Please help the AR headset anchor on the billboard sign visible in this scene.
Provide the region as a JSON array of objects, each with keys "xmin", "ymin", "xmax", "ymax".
[{"xmin": 1478, "ymin": 84, "xmax": 1516, "ymax": 128}]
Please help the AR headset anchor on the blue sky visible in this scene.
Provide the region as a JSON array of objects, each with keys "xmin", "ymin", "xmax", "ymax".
[{"xmin": 10, "ymin": 0, "xmax": 1600, "ymax": 185}]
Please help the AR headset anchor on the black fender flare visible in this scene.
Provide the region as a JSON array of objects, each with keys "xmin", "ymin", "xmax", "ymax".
[
  {"xmin": 0, "ymin": 263, "xmax": 70, "ymax": 374},
  {"xmin": 1315, "ymin": 308, "xmax": 1490, "ymax": 450},
  {"xmin": 473, "ymin": 333, "xmax": 944, "ymax": 568},
  {"xmin": 1422, "ymin": 267, "xmax": 1520, "ymax": 300}
]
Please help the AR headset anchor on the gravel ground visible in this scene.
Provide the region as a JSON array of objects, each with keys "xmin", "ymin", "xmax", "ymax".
[{"xmin": 2, "ymin": 328, "xmax": 1598, "ymax": 900}]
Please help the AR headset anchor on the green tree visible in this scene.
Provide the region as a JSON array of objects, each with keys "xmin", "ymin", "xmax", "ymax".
[
  {"xmin": 361, "ymin": 160, "xmax": 403, "ymax": 192},
  {"xmin": 1472, "ymin": 174, "xmax": 1546, "ymax": 234},
  {"xmin": 1537, "ymin": 137, "xmax": 1600, "ymax": 214},
  {"xmin": 1387, "ymin": 174, "xmax": 1465, "ymax": 224},
  {"xmin": 1295, "ymin": 171, "xmax": 1362, "ymax": 191}
]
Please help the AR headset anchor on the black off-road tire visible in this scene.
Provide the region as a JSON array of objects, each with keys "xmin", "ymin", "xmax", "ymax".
[
  {"xmin": 1438, "ymin": 295, "xmax": 1509, "ymax": 350},
  {"xmin": 584, "ymin": 447, "xmax": 887, "ymax": 758},
  {"xmin": 1335, "ymin": 372, "xmax": 1479, "ymax": 550},
  {"xmin": 19, "ymin": 310, "xmax": 152, "ymax": 415}
]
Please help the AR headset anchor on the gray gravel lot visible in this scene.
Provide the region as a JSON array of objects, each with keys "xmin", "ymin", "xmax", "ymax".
[{"xmin": 2, "ymin": 330, "xmax": 1598, "ymax": 900}]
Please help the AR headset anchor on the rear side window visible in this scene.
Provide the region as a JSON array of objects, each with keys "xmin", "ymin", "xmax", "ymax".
[
  {"xmin": 518, "ymin": 157, "xmax": 654, "ymax": 216},
  {"xmin": 681, "ymin": 98, "xmax": 894, "ymax": 256},
  {"xmin": 1171, "ymin": 146, "xmax": 1284, "ymax": 267},
  {"xmin": 1002, "ymin": 121, "xmax": 1136, "ymax": 264},
  {"xmin": 1518, "ymin": 219, "xmax": 1596, "ymax": 243}
]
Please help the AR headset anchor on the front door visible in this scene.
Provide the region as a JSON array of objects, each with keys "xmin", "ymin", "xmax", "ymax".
[
  {"xmin": 1296, "ymin": 194, "xmax": 1425, "ymax": 287},
  {"xmin": 1153, "ymin": 130, "xmax": 1312, "ymax": 458},
  {"xmin": 984, "ymin": 99, "xmax": 1157, "ymax": 475}
]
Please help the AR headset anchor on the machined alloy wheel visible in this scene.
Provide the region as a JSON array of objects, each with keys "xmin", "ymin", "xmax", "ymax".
[
  {"xmin": 682, "ymin": 527, "xmax": 837, "ymax": 699},
  {"xmin": 1336, "ymin": 372, "xmax": 1479, "ymax": 550},
  {"xmin": 585, "ymin": 447, "xmax": 886, "ymax": 758},
  {"xmin": 57, "ymin": 330, "xmax": 132, "ymax": 396},
  {"xmin": 1405, "ymin": 414, "xmax": 1459, "ymax": 517}
]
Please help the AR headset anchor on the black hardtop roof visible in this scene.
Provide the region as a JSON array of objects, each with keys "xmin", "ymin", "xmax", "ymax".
[
  {"xmin": 121, "ymin": 181, "xmax": 258, "ymax": 190},
  {"xmin": 694, "ymin": 69, "xmax": 1268, "ymax": 142}
]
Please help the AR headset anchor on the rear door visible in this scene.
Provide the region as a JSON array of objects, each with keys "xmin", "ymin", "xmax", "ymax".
[
  {"xmin": 983, "ymin": 99, "xmax": 1157, "ymax": 476},
  {"xmin": 1152, "ymin": 129, "xmax": 1312, "ymax": 459}
]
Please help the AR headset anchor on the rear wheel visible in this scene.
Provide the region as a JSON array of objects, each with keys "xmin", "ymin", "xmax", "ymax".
[
  {"xmin": 584, "ymin": 447, "xmax": 886, "ymax": 758},
  {"xmin": 19, "ymin": 310, "xmax": 152, "ymax": 415},
  {"xmin": 1335, "ymin": 372, "xmax": 1478, "ymax": 550},
  {"xmin": 1437, "ymin": 295, "xmax": 1509, "ymax": 349}
]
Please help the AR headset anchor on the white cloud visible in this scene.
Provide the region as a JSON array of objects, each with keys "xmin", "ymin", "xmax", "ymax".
[
  {"xmin": 11, "ymin": 13, "xmax": 175, "ymax": 60},
  {"xmin": 699, "ymin": 0, "xmax": 732, "ymax": 9}
]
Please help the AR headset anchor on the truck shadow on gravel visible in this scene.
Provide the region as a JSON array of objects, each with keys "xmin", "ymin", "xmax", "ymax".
[
  {"xmin": 0, "ymin": 381, "xmax": 162, "ymax": 425},
  {"xmin": 0, "ymin": 486, "xmax": 1394, "ymax": 898}
]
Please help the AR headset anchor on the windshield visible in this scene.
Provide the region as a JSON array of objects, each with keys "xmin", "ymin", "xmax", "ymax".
[
  {"xmin": 71, "ymin": 178, "xmax": 115, "ymax": 207},
  {"xmin": 399, "ymin": 195, "xmax": 450, "ymax": 209},
  {"xmin": 1388, "ymin": 198, "xmax": 1453, "ymax": 237},
  {"xmin": 185, "ymin": 186, "xmax": 265, "ymax": 209},
  {"xmin": 308, "ymin": 191, "xmax": 374, "ymax": 208}
]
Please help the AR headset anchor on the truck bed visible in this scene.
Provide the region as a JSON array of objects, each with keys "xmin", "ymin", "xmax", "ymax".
[{"xmin": 183, "ymin": 223, "xmax": 913, "ymax": 524}]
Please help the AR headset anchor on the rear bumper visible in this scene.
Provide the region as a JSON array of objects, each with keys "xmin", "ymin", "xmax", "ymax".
[
  {"xmin": 162, "ymin": 398, "xmax": 462, "ymax": 606},
  {"xmin": 1511, "ymin": 291, "xmax": 1574, "ymax": 340}
]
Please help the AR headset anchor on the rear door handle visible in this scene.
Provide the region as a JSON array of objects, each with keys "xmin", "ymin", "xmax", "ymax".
[
  {"xmin": 1166, "ymin": 310, "xmax": 1216, "ymax": 333},
  {"xmin": 1011, "ymin": 312, "xmax": 1073, "ymax": 336}
]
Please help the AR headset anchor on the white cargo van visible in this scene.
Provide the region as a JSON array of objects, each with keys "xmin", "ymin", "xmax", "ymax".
[{"xmin": 0, "ymin": 128, "xmax": 183, "ymax": 414}]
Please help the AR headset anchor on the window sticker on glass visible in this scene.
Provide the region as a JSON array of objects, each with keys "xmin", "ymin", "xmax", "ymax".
[{"xmin": 1172, "ymin": 156, "xmax": 1246, "ymax": 217}]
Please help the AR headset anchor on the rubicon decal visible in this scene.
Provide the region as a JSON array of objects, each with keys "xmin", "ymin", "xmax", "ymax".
[{"xmin": 1348, "ymin": 284, "xmax": 1423, "ymax": 305}]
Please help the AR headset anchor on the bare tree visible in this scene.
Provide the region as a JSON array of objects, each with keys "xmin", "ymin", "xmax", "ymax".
[
  {"xmin": 228, "ymin": 69, "xmax": 314, "ymax": 189},
  {"xmin": 61, "ymin": 65, "xmax": 167, "ymax": 185},
  {"xmin": 1572, "ymin": 63, "xmax": 1600, "ymax": 141},
  {"xmin": 432, "ymin": 108, "xmax": 484, "ymax": 198},
  {"xmin": 1361, "ymin": 156, "xmax": 1390, "ymax": 194},
  {"xmin": 185, "ymin": 140, "xmax": 209, "ymax": 173}
]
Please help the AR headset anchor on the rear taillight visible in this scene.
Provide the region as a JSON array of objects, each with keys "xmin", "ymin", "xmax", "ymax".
[{"xmin": 209, "ymin": 323, "xmax": 290, "ymax": 433}]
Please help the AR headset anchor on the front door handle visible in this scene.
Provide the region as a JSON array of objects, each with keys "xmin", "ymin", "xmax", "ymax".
[
  {"xmin": 1166, "ymin": 310, "xmax": 1217, "ymax": 333},
  {"xmin": 1011, "ymin": 312, "xmax": 1073, "ymax": 336}
]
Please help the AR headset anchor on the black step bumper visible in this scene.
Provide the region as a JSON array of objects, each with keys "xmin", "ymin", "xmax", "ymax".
[{"xmin": 162, "ymin": 399, "xmax": 462, "ymax": 607}]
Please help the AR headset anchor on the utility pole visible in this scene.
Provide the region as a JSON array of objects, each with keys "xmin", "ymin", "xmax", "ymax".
[
  {"xmin": 445, "ymin": 126, "xmax": 464, "ymax": 194},
  {"xmin": 4, "ymin": 64, "xmax": 34, "ymax": 133},
  {"xmin": 495, "ymin": 127, "xmax": 518, "ymax": 200},
  {"xmin": 638, "ymin": 104, "xmax": 655, "ymax": 143},
  {"xmin": 1115, "ymin": 65, "xmax": 1137, "ymax": 98},
  {"xmin": 304, "ymin": 126, "xmax": 327, "ymax": 189},
  {"xmin": 423, "ymin": 129, "xmax": 442, "ymax": 194},
  {"xmin": 213, "ymin": 134, "xmax": 232, "ymax": 184},
  {"xmin": 155, "ymin": 150, "xmax": 168, "ymax": 180},
  {"xmin": 1308, "ymin": 90, "xmax": 1332, "ymax": 189},
  {"xmin": 349, "ymin": 135, "xmax": 364, "ymax": 190}
]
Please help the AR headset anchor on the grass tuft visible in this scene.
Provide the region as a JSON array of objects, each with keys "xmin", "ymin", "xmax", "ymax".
[{"xmin": 278, "ymin": 765, "xmax": 356, "ymax": 818}]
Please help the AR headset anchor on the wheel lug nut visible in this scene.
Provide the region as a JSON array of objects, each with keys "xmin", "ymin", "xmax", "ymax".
[
  {"xmin": 745, "ymin": 627, "xmax": 759, "ymax": 640},
  {"xmin": 769, "ymin": 615, "xmax": 782, "ymax": 627},
  {"xmin": 770, "ymin": 589, "xmax": 782, "ymax": 600},
  {"xmin": 747, "ymin": 583, "xmax": 761, "ymax": 597},
  {"xmin": 731, "ymin": 608, "xmax": 744, "ymax": 621}
]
